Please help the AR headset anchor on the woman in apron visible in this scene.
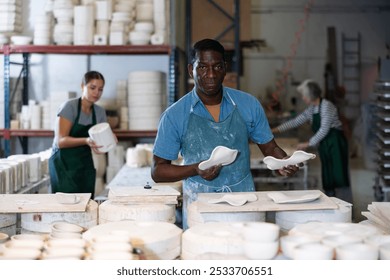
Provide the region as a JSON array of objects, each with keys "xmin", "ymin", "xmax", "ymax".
[
  {"xmin": 272, "ymin": 80, "xmax": 351, "ymax": 202},
  {"xmin": 152, "ymin": 39, "xmax": 299, "ymax": 229},
  {"xmin": 49, "ymin": 71, "xmax": 107, "ymax": 198}
]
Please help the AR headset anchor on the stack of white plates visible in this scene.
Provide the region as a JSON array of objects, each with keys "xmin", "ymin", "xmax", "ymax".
[
  {"xmin": 127, "ymin": 71, "xmax": 166, "ymax": 130},
  {"xmin": 53, "ymin": 0, "xmax": 74, "ymax": 45},
  {"xmin": 151, "ymin": 0, "xmax": 167, "ymax": 45},
  {"xmin": 83, "ymin": 221, "xmax": 182, "ymax": 260},
  {"xmin": 74, "ymin": 5, "xmax": 95, "ymax": 45},
  {"xmin": 0, "ymin": 0, "xmax": 22, "ymax": 35},
  {"xmin": 110, "ymin": 12, "xmax": 134, "ymax": 45},
  {"xmin": 33, "ymin": 12, "xmax": 53, "ymax": 45},
  {"xmin": 136, "ymin": 0, "xmax": 153, "ymax": 22}
]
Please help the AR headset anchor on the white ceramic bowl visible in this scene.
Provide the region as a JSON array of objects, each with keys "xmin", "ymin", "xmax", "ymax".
[
  {"xmin": 51, "ymin": 222, "xmax": 84, "ymax": 233},
  {"xmin": 242, "ymin": 222, "xmax": 280, "ymax": 242},
  {"xmin": 321, "ymin": 234, "xmax": 363, "ymax": 249},
  {"xmin": 365, "ymin": 234, "xmax": 390, "ymax": 248},
  {"xmin": 293, "ymin": 243, "xmax": 334, "ymax": 260},
  {"xmin": 44, "ymin": 247, "xmax": 85, "ymax": 259},
  {"xmin": 0, "ymin": 232, "xmax": 9, "ymax": 243},
  {"xmin": 336, "ymin": 243, "xmax": 378, "ymax": 260},
  {"xmin": 50, "ymin": 231, "xmax": 82, "ymax": 239},
  {"xmin": 46, "ymin": 238, "xmax": 87, "ymax": 248},
  {"xmin": 280, "ymin": 235, "xmax": 320, "ymax": 259},
  {"xmin": 1, "ymin": 248, "xmax": 41, "ymax": 260},
  {"xmin": 5, "ymin": 239, "xmax": 44, "ymax": 250},
  {"xmin": 379, "ymin": 242, "xmax": 390, "ymax": 260},
  {"xmin": 243, "ymin": 240, "xmax": 279, "ymax": 260},
  {"xmin": 11, "ymin": 233, "xmax": 46, "ymax": 242}
]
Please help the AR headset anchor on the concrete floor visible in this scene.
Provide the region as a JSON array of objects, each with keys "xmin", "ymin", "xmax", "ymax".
[{"xmin": 253, "ymin": 155, "xmax": 377, "ymax": 223}]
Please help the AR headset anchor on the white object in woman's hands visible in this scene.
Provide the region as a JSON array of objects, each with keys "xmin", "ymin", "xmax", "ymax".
[
  {"xmin": 88, "ymin": 122, "xmax": 117, "ymax": 153},
  {"xmin": 198, "ymin": 146, "xmax": 238, "ymax": 170},
  {"xmin": 263, "ymin": 150, "xmax": 316, "ymax": 170},
  {"xmin": 207, "ymin": 193, "xmax": 258, "ymax": 206}
]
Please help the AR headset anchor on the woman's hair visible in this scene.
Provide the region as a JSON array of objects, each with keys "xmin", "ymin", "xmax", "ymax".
[
  {"xmin": 82, "ymin": 71, "xmax": 105, "ymax": 86},
  {"xmin": 297, "ymin": 79, "xmax": 322, "ymax": 101},
  {"xmin": 189, "ymin": 38, "xmax": 225, "ymax": 64}
]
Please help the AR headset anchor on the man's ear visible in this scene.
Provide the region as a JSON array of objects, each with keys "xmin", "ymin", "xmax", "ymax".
[{"xmin": 188, "ymin": 64, "xmax": 194, "ymax": 78}]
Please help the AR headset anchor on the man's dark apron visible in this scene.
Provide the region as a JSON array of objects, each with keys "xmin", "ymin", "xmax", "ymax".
[
  {"xmin": 49, "ymin": 98, "xmax": 97, "ymax": 197},
  {"xmin": 312, "ymin": 100, "xmax": 350, "ymax": 192}
]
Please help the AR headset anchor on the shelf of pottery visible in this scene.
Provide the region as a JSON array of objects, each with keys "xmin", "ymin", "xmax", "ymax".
[
  {"xmin": 0, "ymin": 149, "xmax": 52, "ymax": 195},
  {"xmin": 0, "ymin": 0, "xmax": 180, "ymax": 156},
  {"xmin": 373, "ymin": 81, "xmax": 390, "ymax": 201}
]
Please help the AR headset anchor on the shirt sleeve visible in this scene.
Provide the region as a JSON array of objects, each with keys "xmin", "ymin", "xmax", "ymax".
[
  {"xmin": 153, "ymin": 111, "xmax": 182, "ymax": 161},
  {"xmin": 57, "ymin": 100, "xmax": 77, "ymax": 123},
  {"xmin": 308, "ymin": 101, "xmax": 336, "ymax": 146},
  {"xmin": 276, "ymin": 107, "xmax": 312, "ymax": 132},
  {"xmin": 249, "ymin": 99, "xmax": 274, "ymax": 144}
]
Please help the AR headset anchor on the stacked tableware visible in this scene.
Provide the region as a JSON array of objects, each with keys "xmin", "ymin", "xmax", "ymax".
[
  {"xmin": 50, "ymin": 221, "xmax": 84, "ymax": 239},
  {"xmin": 74, "ymin": 5, "xmax": 95, "ymax": 45},
  {"xmin": 361, "ymin": 202, "xmax": 390, "ymax": 234},
  {"xmin": 0, "ymin": 234, "xmax": 45, "ymax": 260},
  {"xmin": 53, "ymin": 0, "xmax": 74, "ymax": 45},
  {"xmin": 127, "ymin": 70, "xmax": 166, "ymax": 130},
  {"xmin": 0, "ymin": 0, "xmax": 22, "ymax": 35},
  {"xmin": 94, "ymin": 0, "xmax": 112, "ymax": 45},
  {"xmin": 33, "ymin": 12, "xmax": 54, "ymax": 45},
  {"xmin": 42, "ymin": 238, "xmax": 87, "ymax": 259},
  {"xmin": 8, "ymin": 154, "xmax": 42, "ymax": 184},
  {"xmin": 151, "ymin": 0, "xmax": 167, "ymax": 45}
]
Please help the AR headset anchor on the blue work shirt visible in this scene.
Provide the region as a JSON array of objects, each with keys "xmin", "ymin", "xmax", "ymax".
[{"xmin": 153, "ymin": 86, "xmax": 273, "ymax": 160}]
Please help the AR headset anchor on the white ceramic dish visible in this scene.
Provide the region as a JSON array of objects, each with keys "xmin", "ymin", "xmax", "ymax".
[
  {"xmin": 242, "ymin": 222, "xmax": 280, "ymax": 242},
  {"xmin": 51, "ymin": 222, "xmax": 84, "ymax": 233},
  {"xmin": 244, "ymin": 240, "xmax": 279, "ymax": 260},
  {"xmin": 198, "ymin": 146, "xmax": 238, "ymax": 170},
  {"xmin": 207, "ymin": 193, "xmax": 257, "ymax": 206},
  {"xmin": 267, "ymin": 191, "xmax": 321, "ymax": 204},
  {"xmin": 55, "ymin": 192, "xmax": 81, "ymax": 204},
  {"xmin": 263, "ymin": 150, "xmax": 316, "ymax": 170},
  {"xmin": 293, "ymin": 243, "xmax": 334, "ymax": 260},
  {"xmin": 336, "ymin": 243, "xmax": 378, "ymax": 260},
  {"xmin": 280, "ymin": 235, "xmax": 321, "ymax": 259}
]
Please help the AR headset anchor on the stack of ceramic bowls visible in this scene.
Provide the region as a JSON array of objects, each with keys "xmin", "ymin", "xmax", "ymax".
[
  {"xmin": 0, "ymin": 234, "xmax": 45, "ymax": 260},
  {"xmin": 0, "ymin": 159, "xmax": 23, "ymax": 193},
  {"xmin": 50, "ymin": 222, "xmax": 84, "ymax": 239},
  {"xmin": 53, "ymin": 0, "xmax": 74, "ymax": 45},
  {"xmin": 241, "ymin": 222, "xmax": 280, "ymax": 260},
  {"xmin": 42, "ymin": 238, "xmax": 87, "ymax": 260},
  {"xmin": 33, "ymin": 13, "xmax": 54, "ymax": 45},
  {"xmin": 95, "ymin": 0, "xmax": 111, "ymax": 44},
  {"xmin": 0, "ymin": 0, "xmax": 22, "ymax": 35},
  {"xmin": 280, "ymin": 234, "xmax": 321, "ymax": 259},
  {"xmin": 74, "ymin": 5, "xmax": 95, "ymax": 45},
  {"xmin": 86, "ymin": 231, "xmax": 134, "ymax": 260},
  {"xmin": 127, "ymin": 71, "xmax": 166, "ymax": 130},
  {"xmin": 130, "ymin": 21, "xmax": 152, "ymax": 45},
  {"xmin": 0, "ymin": 165, "xmax": 13, "ymax": 194},
  {"xmin": 151, "ymin": 0, "xmax": 167, "ymax": 45},
  {"xmin": 110, "ymin": 11, "xmax": 134, "ymax": 45}
]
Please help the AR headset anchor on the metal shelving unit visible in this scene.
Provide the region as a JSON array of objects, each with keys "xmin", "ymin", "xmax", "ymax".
[
  {"xmin": 373, "ymin": 81, "xmax": 390, "ymax": 201},
  {"xmin": 1, "ymin": 44, "xmax": 179, "ymax": 156}
]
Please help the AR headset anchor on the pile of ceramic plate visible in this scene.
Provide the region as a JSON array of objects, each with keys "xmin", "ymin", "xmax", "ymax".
[
  {"xmin": 0, "ymin": 233, "xmax": 45, "ymax": 260},
  {"xmin": 127, "ymin": 70, "xmax": 166, "ymax": 130},
  {"xmin": 0, "ymin": 0, "xmax": 22, "ymax": 35},
  {"xmin": 361, "ymin": 202, "xmax": 390, "ymax": 234},
  {"xmin": 50, "ymin": 221, "xmax": 84, "ymax": 239},
  {"xmin": 42, "ymin": 237, "xmax": 87, "ymax": 260},
  {"xmin": 74, "ymin": 5, "xmax": 95, "ymax": 45},
  {"xmin": 110, "ymin": 0, "xmax": 136, "ymax": 45},
  {"xmin": 53, "ymin": 0, "xmax": 74, "ymax": 45},
  {"xmin": 83, "ymin": 221, "xmax": 182, "ymax": 260},
  {"xmin": 95, "ymin": 0, "xmax": 111, "ymax": 45},
  {"xmin": 151, "ymin": 0, "xmax": 167, "ymax": 45},
  {"xmin": 33, "ymin": 12, "xmax": 54, "ymax": 45}
]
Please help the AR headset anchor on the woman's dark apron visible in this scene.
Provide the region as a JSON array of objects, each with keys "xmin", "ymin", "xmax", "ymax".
[
  {"xmin": 49, "ymin": 98, "xmax": 97, "ymax": 198},
  {"xmin": 181, "ymin": 92, "xmax": 254, "ymax": 229},
  {"xmin": 312, "ymin": 100, "xmax": 350, "ymax": 192}
]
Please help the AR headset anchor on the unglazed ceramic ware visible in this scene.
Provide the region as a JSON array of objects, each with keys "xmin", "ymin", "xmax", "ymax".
[
  {"xmin": 55, "ymin": 192, "xmax": 81, "ymax": 204},
  {"xmin": 263, "ymin": 150, "xmax": 316, "ymax": 170},
  {"xmin": 242, "ymin": 222, "xmax": 280, "ymax": 242},
  {"xmin": 207, "ymin": 193, "xmax": 258, "ymax": 206},
  {"xmin": 198, "ymin": 146, "xmax": 238, "ymax": 170},
  {"xmin": 335, "ymin": 243, "xmax": 378, "ymax": 260},
  {"xmin": 267, "ymin": 191, "xmax": 321, "ymax": 204},
  {"xmin": 88, "ymin": 122, "xmax": 117, "ymax": 153}
]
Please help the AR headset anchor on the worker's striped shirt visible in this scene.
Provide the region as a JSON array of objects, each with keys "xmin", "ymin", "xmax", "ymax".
[{"xmin": 276, "ymin": 99, "xmax": 343, "ymax": 147}]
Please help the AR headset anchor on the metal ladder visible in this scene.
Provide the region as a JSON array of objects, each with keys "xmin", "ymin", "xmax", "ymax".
[{"xmin": 341, "ymin": 32, "xmax": 362, "ymax": 121}]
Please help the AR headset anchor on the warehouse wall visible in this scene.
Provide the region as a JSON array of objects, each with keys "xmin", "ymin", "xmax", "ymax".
[{"xmin": 243, "ymin": 0, "xmax": 390, "ymax": 112}]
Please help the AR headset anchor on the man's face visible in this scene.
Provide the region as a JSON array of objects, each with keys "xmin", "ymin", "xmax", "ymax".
[{"xmin": 189, "ymin": 50, "xmax": 226, "ymax": 97}]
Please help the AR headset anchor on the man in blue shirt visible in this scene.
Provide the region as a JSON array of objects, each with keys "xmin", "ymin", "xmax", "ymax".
[{"xmin": 152, "ymin": 38, "xmax": 299, "ymax": 229}]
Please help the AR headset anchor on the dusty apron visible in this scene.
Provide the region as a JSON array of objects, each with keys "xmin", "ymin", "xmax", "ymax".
[
  {"xmin": 312, "ymin": 100, "xmax": 350, "ymax": 194},
  {"xmin": 49, "ymin": 98, "xmax": 97, "ymax": 198},
  {"xmin": 181, "ymin": 93, "xmax": 254, "ymax": 229}
]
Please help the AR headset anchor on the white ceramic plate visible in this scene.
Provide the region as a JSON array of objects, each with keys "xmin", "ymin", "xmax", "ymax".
[
  {"xmin": 263, "ymin": 150, "xmax": 316, "ymax": 170},
  {"xmin": 208, "ymin": 193, "xmax": 258, "ymax": 206},
  {"xmin": 267, "ymin": 191, "xmax": 321, "ymax": 204},
  {"xmin": 198, "ymin": 146, "xmax": 238, "ymax": 170}
]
